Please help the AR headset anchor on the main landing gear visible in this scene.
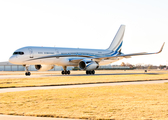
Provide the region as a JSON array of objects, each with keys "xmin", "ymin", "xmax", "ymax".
[
  {"xmin": 61, "ymin": 66, "xmax": 71, "ymax": 75},
  {"xmin": 86, "ymin": 70, "xmax": 95, "ymax": 75},
  {"xmin": 61, "ymin": 70, "xmax": 70, "ymax": 75},
  {"xmin": 25, "ymin": 65, "xmax": 31, "ymax": 76}
]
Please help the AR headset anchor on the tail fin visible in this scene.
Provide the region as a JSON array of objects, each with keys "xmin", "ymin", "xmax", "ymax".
[{"xmin": 107, "ymin": 25, "xmax": 125, "ymax": 52}]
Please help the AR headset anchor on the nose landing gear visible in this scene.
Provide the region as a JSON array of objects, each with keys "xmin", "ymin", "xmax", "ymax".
[
  {"xmin": 25, "ymin": 72, "xmax": 31, "ymax": 76},
  {"xmin": 25, "ymin": 65, "xmax": 31, "ymax": 76}
]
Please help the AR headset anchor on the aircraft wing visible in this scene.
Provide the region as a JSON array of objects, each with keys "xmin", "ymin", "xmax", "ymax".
[{"xmin": 92, "ymin": 42, "xmax": 165, "ymax": 61}]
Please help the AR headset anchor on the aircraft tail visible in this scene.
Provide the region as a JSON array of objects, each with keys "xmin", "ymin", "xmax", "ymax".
[{"xmin": 107, "ymin": 25, "xmax": 125, "ymax": 52}]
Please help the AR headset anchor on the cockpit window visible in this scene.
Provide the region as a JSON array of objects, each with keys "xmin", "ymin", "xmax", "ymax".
[{"xmin": 13, "ymin": 52, "xmax": 24, "ymax": 55}]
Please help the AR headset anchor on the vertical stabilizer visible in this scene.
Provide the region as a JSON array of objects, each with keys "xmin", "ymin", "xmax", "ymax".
[{"xmin": 107, "ymin": 25, "xmax": 125, "ymax": 52}]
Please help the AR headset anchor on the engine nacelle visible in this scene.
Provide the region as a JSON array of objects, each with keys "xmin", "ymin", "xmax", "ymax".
[
  {"xmin": 35, "ymin": 65, "xmax": 54, "ymax": 71},
  {"xmin": 79, "ymin": 60, "xmax": 99, "ymax": 70}
]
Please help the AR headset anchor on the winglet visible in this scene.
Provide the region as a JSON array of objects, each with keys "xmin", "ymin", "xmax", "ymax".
[{"xmin": 157, "ymin": 42, "xmax": 165, "ymax": 54}]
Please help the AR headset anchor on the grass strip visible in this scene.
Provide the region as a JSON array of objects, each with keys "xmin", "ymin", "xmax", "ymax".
[{"xmin": 0, "ymin": 83, "xmax": 168, "ymax": 119}]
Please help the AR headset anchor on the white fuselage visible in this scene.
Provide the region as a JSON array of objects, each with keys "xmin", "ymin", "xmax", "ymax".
[{"xmin": 9, "ymin": 46, "xmax": 122, "ymax": 66}]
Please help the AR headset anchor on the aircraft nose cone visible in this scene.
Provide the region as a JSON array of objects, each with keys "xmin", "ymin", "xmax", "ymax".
[{"xmin": 9, "ymin": 56, "xmax": 16, "ymax": 64}]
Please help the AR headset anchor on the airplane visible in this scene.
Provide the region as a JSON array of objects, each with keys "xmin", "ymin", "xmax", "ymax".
[{"xmin": 9, "ymin": 25, "xmax": 165, "ymax": 76}]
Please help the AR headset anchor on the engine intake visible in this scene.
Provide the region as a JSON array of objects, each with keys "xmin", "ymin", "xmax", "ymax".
[{"xmin": 79, "ymin": 60, "xmax": 99, "ymax": 70}]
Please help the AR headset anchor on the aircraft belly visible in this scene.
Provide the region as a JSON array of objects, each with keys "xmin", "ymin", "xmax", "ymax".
[
  {"xmin": 54, "ymin": 57, "xmax": 78, "ymax": 66},
  {"xmin": 99, "ymin": 58, "xmax": 123, "ymax": 65}
]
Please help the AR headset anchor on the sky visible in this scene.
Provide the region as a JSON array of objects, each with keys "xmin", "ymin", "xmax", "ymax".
[{"xmin": 0, "ymin": 0, "xmax": 168, "ymax": 66}]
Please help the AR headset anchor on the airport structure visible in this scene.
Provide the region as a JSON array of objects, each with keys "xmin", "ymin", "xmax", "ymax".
[
  {"xmin": 0, "ymin": 61, "xmax": 24, "ymax": 71},
  {"xmin": 0, "ymin": 61, "xmax": 73, "ymax": 71}
]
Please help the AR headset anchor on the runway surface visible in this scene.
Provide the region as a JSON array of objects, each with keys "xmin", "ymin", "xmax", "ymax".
[
  {"xmin": 0, "ymin": 72, "xmax": 162, "ymax": 79},
  {"xmin": 0, "ymin": 80, "xmax": 168, "ymax": 93},
  {"xmin": 0, "ymin": 75, "xmax": 47, "ymax": 79}
]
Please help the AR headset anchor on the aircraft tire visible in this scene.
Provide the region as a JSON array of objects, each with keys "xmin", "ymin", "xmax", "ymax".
[
  {"xmin": 92, "ymin": 70, "xmax": 95, "ymax": 74},
  {"xmin": 62, "ymin": 70, "xmax": 70, "ymax": 75},
  {"xmin": 65, "ymin": 71, "xmax": 67, "ymax": 74},
  {"xmin": 61, "ymin": 71, "xmax": 65, "ymax": 75},
  {"xmin": 86, "ymin": 70, "xmax": 95, "ymax": 75},
  {"xmin": 67, "ymin": 70, "xmax": 70, "ymax": 75},
  {"xmin": 25, "ymin": 72, "xmax": 31, "ymax": 76}
]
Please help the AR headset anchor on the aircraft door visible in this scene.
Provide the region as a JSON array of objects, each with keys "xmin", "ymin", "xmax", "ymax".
[{"xmin": 28, "ymin": 48, "xmax": 34, "ymax": 58}]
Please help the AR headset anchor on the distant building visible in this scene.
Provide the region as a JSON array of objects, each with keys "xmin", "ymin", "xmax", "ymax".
[
  {"xmin": 0, "ymin": 61, "xmax": 134, "ymax": 71},
  {"xmin": 98, "ymin": 64, "xmax": 133, "ymax": 70},
  {"xmin": 0, "ymin": 61, "xmax": 24, "ymax": 71},
  {"xmin": 0, "ymin": 61, "xmax": 73, "ymax": 71}
]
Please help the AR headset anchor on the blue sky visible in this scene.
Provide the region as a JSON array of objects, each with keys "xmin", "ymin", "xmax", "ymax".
[{"xmin": 0, "ymin": 0, "xmax": 168, "ymax": 65}]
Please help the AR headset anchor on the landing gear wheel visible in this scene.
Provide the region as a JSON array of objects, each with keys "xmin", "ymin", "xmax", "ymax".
[
  {"xmin": 67, "ymin": 70, "xmax": 70, "ymax": 75},
  {"xmin": 92, "ymin": 70, "xmax": 95, "ymax": 74},
  {"xmin": 62, "ymin": 71, "xmax": 65, "ymax": 75},
  {"xmin": 61, "ymin": 70, "xmax": 70, "ymax": 75},
  {"xmin": 25, "ymin": 72, "xmax": 31, "ymax": 76},
  {"xmin": 86, "ymin": 70, "xmax": 95, "ymax": 75},
  {"xmin": 65, "ymin": 71, "xmax": 67, "ymax": 74},
  {"xmin": 61, "ymin": 66, "xmax": 71, "ymax": 75}
]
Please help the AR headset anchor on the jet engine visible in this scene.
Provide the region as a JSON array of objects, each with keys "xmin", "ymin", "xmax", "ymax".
[
  {"xmin": 35, "ymin": 65, "xmax": 54, "ymax": 71},
  {"xmin": 79, "ymin": 60, "xmax": 99, "ymax": 70}
]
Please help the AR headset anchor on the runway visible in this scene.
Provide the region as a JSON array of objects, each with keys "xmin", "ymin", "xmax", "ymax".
[
  {"xmin": 0, "ymin": 80, "xmax": 168, "ymax": 93},
  {"xmin": 0, "ymin": 72, "xmax": 163, "ymax": 79},
  {"xmin": 0, "ymin": 74, "xmax": 50, "ymax": 79}
]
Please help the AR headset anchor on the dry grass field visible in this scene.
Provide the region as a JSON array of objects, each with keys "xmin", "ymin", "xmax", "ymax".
[
  {"xmin": 0, "ymin": 70, "xmax": 168, "ymax": 88},
  {"xmin": 0, "ymin": 83, "xmax": 168, "ymax": 119}
]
